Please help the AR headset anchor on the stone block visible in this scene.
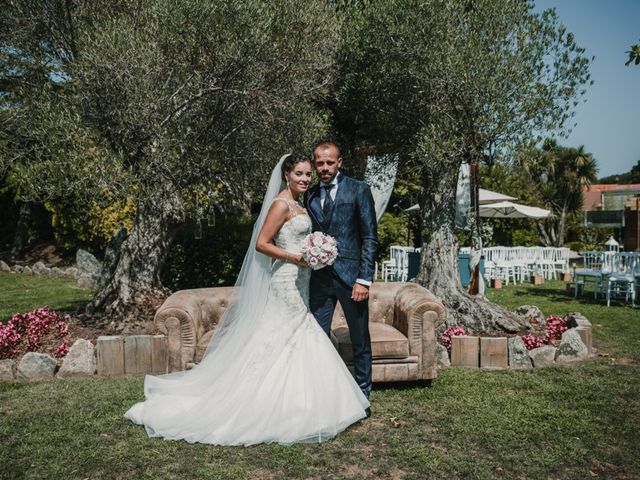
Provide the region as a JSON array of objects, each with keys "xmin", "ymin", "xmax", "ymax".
[
  {"xmin": 436, "ymin": 343, "xmax": 450, "ymax": 368},
  {"xmin": 514, "ymin": 305, "xmax": 545, "ymax": 326},
  {"xmin": 530, "ymin": 275, "xmax": 543, "ymax": 285},
  {"xmin": 17, "ymin": 352, "xmax": 57, "ymax": 379},
  {"xmin": 508, "ymin": 336, "xmax": 533, "ymax": 370},
  {"xmin": 97, "ymin": 336, "xmax": 125, "ymax": 376},
  {"xmin": 58, "ymin": 339, "xmax": 96, "ymax": 378},
  {"xmin": 124, "ymin": 335, "xmax": 153, "ymax": 375},
  {"xmin": 555, "ymin": 328, "xmax": 589, "ymax": 364},
  {"xmin": 150, "ymin": 335, "xmax": 168, "ymax": 374},
  {"xmin": 528, "ymin": 345, "xmax": 556, "ymax": 368},
  {"xmin": 480, "ymin": 337, "xmax": 508, "ymax": 369},
  {"xmin": 575, "ymin": 326, "xmax": 592, "ymax": 355},
  {"xmin": 490, "ymin": 278, "xmax": 502, "ymax": 289},
  {"xmin": 451, "ymin": 336, "xmax": 479, "ymax": 368},
  {"xmin": 0, "ymin": 359, "xmax": 16, "ymax": 381},
  {"xmin": 566, "ymin": 312, "xmax": 592, "ymax": 328}
]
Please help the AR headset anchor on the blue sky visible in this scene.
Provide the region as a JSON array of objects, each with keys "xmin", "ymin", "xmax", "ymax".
[{"xmin": 534, "ymin": 0, "xmax": 639, "ymax": 178}]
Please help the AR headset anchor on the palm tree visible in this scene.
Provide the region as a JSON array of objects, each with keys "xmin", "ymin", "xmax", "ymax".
[{"xmin": 524, "ymin": 139, "xmax": 598, "ymax": 246}]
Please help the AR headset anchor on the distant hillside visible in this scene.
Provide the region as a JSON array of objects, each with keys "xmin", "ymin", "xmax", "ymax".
[{"xmin": 599, "ymin": 160, "xmax": 640, "ymax": 184}]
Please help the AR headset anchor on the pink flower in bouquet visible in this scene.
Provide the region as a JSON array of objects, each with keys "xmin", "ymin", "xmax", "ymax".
[{"xmin": 302, "ymin": 232, "xmax": 338, "ymax": 270}]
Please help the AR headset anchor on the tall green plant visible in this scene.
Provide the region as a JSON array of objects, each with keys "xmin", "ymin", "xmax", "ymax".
[
  {"xmin": 1, "ymin": 0, "xmax": 340, "ymax": 319},
  {"xmin": 333, "ymin": 0, "xmax": 592, "ymax": 331},
  {"xmin": 521, "ymin": 139, "xmax": 598, "ymax": 246}
]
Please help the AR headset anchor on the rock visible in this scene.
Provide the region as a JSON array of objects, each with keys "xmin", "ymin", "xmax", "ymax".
[
  {"xmin": 50, "ymin": 267, "xmax": 65, "ymax": 278},
  {"xmin": 515, "ymin": 305, "xmax": 545, "ymax": 326},
  {"xmin": 57, "ymin": 339, "xmax": 96, "ymax": 378},
  {"xmin": 566, "ymin": 312, "xmax": 592, "ymax": 328},
  {"xmin": 508, "ymin": 336, "xmax": 533, "ymax": 370},
  {"xmin": 76, "ymin": 249, "xmax": 102, "ymax": 289},
  {"xmin": 436, "ymin": 343, "xmax": 450, "ymax": 367},
  {"xmin": 76, "ymin": 249, "xmax": 102, "ymax": 277},
  {"xmin": 22, "ymin": 266, "xmax": 33, "ymax": 275},
  {"xmin": 17, "ymin": 352, "xmax": 57, "ymax": 380},
  {"xmin": 64, "ymin": 267, "xmax": 80, "ymax": 279},
  {"xmin": 0, "ymin": 260, "xmax": 10, "ymax": 272},
  {"xmin": 32, "ymin": 261, "xmax": 51, "ymax": 276},
  {"xmin": 78, "ymin": 274, "xmax": 95, "ymax": 289},
  {"xmin": 13, "ymin": 265, "xmax": 24, "ymax": 274},
  {"xmin": 0, "ymin": 359, "xmax": 17, "ymax": 381},
  {"xmin": 528, "ymin": 345, "xmax": 557, "ymax": 368},
  {"xmin": 555, "ymin": 328, "xmax": 589, "ymax": 364}
]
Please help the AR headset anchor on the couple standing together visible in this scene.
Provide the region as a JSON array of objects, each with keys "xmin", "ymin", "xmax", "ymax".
[{"xmin": 125, "ymin": 141, "xmax": 379, "ymax": 445}]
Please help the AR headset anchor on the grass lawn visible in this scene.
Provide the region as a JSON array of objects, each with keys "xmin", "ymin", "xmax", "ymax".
[
  {"xmin": 1, "ymin": 278, "xmax": 639, "ymax": 479},
  {"xmin": 0, "ymin": 272, "xmax": 92, "ymax": 322}
]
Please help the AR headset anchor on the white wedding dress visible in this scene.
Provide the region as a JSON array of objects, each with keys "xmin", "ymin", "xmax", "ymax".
[{"xmin": 124, "ymin": 199, "xmax": 369, "ymax": 445}]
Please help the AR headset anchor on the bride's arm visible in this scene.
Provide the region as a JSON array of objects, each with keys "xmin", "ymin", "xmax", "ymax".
[{"xmin": 255, "ymin": 201, "xmax": 304, "ymax": 265}]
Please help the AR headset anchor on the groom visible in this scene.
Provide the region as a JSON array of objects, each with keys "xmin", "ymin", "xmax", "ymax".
[{"xmin": 305, "ymin": 140, "xmax": 378, "ymax": 410}]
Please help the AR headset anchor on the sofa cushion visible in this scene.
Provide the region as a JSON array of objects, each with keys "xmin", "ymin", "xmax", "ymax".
[{"xmin": 333, "ymin": 322, "xmax": 410, "ymax": 362}]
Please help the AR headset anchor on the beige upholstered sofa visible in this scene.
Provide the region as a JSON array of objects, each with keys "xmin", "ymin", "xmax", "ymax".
[{"xmin": 154, "ymin": 282, "xmax": 447, "ymax": 383}]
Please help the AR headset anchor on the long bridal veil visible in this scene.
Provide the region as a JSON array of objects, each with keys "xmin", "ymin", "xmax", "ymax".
[{"xmin": 126, "ymin": 155, "xmax": 290, "ymax": 439}]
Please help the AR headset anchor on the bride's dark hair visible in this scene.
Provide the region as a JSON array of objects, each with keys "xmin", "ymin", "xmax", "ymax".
[{"xmin": 281, "ymin": 153, "xmax": 310, "ymax": 181}]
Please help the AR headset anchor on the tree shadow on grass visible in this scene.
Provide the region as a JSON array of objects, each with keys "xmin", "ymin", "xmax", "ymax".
[{"xmin": 507, "ymin": 285, "xmax": 610, "ymax": 306}]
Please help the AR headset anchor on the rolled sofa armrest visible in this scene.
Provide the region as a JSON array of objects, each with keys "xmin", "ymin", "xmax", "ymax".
[
  {"xmin": 394, "ymin": 283, "xmax": 447, "ymax": 379},
  {"xmin": 154, "ymin": 291, "xmax": 203, "ymax": 372}
]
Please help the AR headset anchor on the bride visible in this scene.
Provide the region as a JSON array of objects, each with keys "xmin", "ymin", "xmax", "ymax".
[{"xmin": 124, "ymin": 154, "xmax": 370, "ymax": 445}]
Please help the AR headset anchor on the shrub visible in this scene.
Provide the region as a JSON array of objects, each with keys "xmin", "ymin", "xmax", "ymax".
[
  {"xmin": 44, "ymin": 197, "xmax": 135, "ymax": 253},
  {"xmin": 161, "ymin": 215, "xmax": 255, "ymax": 291},
  {"xmin": 377, "ymin": 212, "xmax": 410, "ymax": 263}
]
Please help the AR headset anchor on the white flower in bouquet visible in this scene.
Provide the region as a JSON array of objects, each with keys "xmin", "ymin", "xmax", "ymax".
[{"xmin": 302, "ymin": 232, "xmax": 338, "ymax": 270}]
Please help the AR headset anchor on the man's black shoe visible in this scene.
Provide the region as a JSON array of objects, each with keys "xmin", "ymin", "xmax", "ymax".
[{"xmin": 365, "ymin": 407, "xmax": 371, "ymax": 418}]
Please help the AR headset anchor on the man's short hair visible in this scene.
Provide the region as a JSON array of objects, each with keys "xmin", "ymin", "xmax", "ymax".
[{"xmin": 312, "ymin": 140, "xmax": 341, "ymax": 160}]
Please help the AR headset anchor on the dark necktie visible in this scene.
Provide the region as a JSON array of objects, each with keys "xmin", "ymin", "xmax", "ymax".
[{"xmin": 322, "ymin": 184, "xmax": 335, "ymax": 216}]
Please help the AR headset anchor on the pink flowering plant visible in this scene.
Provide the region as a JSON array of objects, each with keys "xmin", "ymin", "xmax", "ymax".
[
  {"xmin": 521, "ymin": 333, "xmax": 545, "ymax": 350},
  {"xmin": 440, "ymin": 325, "xmax": 466, "ymax": 351},
  {"xmin": 521, "ymin": 314, "xmax": 570, "ymax": 350},
  {"xmin": 0, "ymin": 307, "xmax": 71, "ymax": 360},
  {"xmin": 301, "ymin": 231, "xmax": 338, "ymax": 270}
]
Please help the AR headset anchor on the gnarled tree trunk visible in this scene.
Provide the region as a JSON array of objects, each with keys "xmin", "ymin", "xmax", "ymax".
[
  {"xmin": 87, "ymin": 187, "xmax": 184, "ymax": 329},
  {"xmin": 414, "ymin": 160, "xmax": 528, "ymax": 334}
]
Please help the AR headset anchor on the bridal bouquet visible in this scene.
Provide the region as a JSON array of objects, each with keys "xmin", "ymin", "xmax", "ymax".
[{"xmin": 301, "ymin": 232, "xmax": 338, "ymax": 270}]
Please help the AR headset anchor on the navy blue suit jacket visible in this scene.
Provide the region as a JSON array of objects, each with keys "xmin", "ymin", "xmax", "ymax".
[{"xmin": 305, "ymin": 173, "xmax": 379, "ymax": 287}]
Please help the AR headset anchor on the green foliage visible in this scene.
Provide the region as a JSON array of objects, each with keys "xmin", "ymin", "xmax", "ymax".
[
  {"xmin": 161, "ymin": 215, "xmax": 254, "ymax": 290},
  {"xmin": 625, "ymin": 40, "xmax": 640, "ymax": 66},
  {"xmin": 599, "ymin": 159, "xmax": 640, "ymax": 184},
  {"xmin": 520, "ymin": 139, "xmax": 598, "ymax": 246},
  {"xmin": 43, "ymin": 197, "xmax": 135, "ymax": 254},
  {"xmin": 510, "ymin": 228, "xmax": 539, "ymax": 247},
  {"xmin": 376, "ymin": 212, "xmax": 409, "ymax": 262}
]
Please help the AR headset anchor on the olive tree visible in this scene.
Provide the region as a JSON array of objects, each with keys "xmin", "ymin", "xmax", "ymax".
[
  {"xmin": 334, "ymin": 0, "xmax": 592, "ymax": 331},
  {"xmin": 1, "ymin": 0, "xmax": 339, "ymax": 320}
]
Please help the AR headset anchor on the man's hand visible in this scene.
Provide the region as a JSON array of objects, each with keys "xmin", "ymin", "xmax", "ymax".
[{"xmin": 351, "ymin": 283, "xmax": 369, "ymax": 302}]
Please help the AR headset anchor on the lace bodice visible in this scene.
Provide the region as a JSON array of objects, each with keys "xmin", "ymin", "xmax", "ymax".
[
  {"xmin": 267, "ymin": 198, "xmax": 313, "ymax": 313},
  {"xmin": 273, "ymin": 199, "xmax": 312, "ymax": 253}
]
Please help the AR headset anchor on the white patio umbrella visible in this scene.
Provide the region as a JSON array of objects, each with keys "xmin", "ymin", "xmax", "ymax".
[
  {"xmin": 478, "ymin": 201, "xmax": 551, "ymax": 219},
  {"xmin": 403, "ymin": 188, "xmax": 517, "ymax": 212},
  {"xmin": 478, "ymin": 188, "xmax": 516, "ymax": 205}
]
